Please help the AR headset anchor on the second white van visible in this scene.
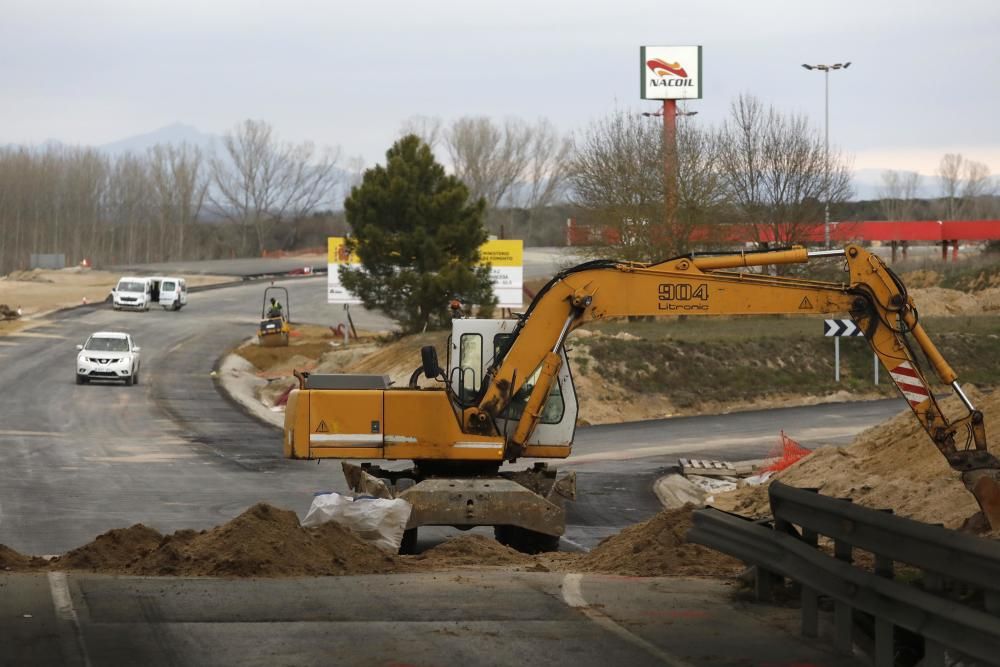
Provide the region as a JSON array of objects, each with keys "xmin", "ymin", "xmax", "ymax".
[{"xmin": 158, "ymin": 277, "xmax": 187, "ymax": 311}]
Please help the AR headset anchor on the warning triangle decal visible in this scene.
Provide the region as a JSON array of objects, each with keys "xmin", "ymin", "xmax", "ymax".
[
  {"xmin": 798, "ymin": 297, "xmax": 813, "ymax": 309},
  {"xmin": 316, "ymin": 420, "xmax": 329, "ymax": 433}
]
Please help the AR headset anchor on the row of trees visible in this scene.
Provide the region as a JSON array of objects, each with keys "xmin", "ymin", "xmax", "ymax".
[
  {"xmin": 879, "ymin": 154, "xmax": 999, "ymax": 221},
  {"xmin": 568, "ymin": 94, "xmax": 853, "ymax": 259},
  {"xmin": 2, "ymin": 103, "xmax": 996, "ymax": 278},
  {"xmin": 0, "ymin": 120, "xmax": 341, "ymax": 275}
]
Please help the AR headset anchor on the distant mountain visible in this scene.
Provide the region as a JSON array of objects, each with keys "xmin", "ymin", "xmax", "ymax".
[{"xmin": 98, "ymin": 123, "xmax": 219, "ymax": 157}]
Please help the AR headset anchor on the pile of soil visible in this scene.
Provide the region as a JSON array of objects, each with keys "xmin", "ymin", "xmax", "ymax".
[
  {"xmin": 0, "ymin": 304, "xmax": 20, "ymax": 320},
  {"xmin": 43, "ymin": 504, "xmax": 406, "ymax": 577},
  {"xmin": 909, "ymin": 287, "xmax": 986, "ymax": 316},
  {"xmin": 713, "ymin": 389, "xmax": 1000, "ymax": 529},
  {"xmin": 1, "ymin": 504, "xmax": 745, "ymax": 579},
  {"xmin": 0, "ymin": 544, "xmax": 46, "ymax": 571},
  {"xmin": 415, "ymin": 534, "xmax": 533, "ymax": 567},
  {"xmin": 55, "ymin": 524, "xmax": 163, "ymax": 571},
  {"xmin": 567, "ymin": 506, "xmax": 743, "ymax": 577}
]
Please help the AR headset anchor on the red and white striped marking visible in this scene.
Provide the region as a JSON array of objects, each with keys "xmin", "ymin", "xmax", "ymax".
[{"xmin": 889, "ymin": 361, "xmax": 930, "ymax": 406}]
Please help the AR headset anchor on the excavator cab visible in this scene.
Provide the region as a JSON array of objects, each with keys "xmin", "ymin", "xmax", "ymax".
[
  {"xmin": 447, "ymin": 318, "xmax": 578, "ymax": 451},
  {"xmin": 258, "ymin": 286, "xmax": 290, "ymax": 347}
]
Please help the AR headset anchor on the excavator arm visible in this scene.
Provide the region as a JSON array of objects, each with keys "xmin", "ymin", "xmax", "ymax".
[{"xmin": 466, "ymin": 244, "xmax": 1000, "ymax": 527}]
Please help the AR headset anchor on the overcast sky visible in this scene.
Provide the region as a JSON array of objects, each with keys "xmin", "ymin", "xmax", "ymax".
[{"xmin": 2, "ymin": 0, "xmax": 998, "ymax": 176}]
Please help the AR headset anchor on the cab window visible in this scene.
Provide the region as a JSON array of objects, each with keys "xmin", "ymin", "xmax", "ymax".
[
  {"xmin": 459, "ymin": 333, "xmax": 482, "ymax": 401},
  {"xmin": 494, "ymin": 334, "xmax": 565, "ymax": 425}
]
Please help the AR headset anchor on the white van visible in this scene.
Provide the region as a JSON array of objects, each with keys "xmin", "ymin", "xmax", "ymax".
[
  {"xmin": 157, "ymin": 277, "xmax": 187, "ymax": 311},
  {"xmin": 112, "ymin": 277, "xmax": 154, "ymax": 311}
]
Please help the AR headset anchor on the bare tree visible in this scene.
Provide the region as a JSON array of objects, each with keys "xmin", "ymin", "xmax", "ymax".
[
  {"xmin": 399, "ymin": 115, "xmax": 443, "ymax": 150},
  {"xmin": 570, "ymin": 108, "xmax": 727, "ymax": 260},
  {"xmin": 445, "ymin": 116, "xmax": 532, "ymax": 208},
  {"xmin": 937, "ymin": 153, "xmax": 997, "ymax": 219},
  {"xmin": 938, "ymin": 153, "xmax": 964, "ymax": 220},
  {"xmin": 878, "ymin": 170, "xmax": 922, "ymax": 221},
  {"xmin": 716, "ymin": 93, "xmax": 852, "ymax": 246},
  {"xmin": 517, "ymin": 118, "xmax": 574, "ymax": 211},
  {"xmin": 149, "ymin": 144, "xmax": 209, "ymax": 260},
  {"xmin": 209, "ymin": 119, "xmax": 341, "ymax": 254}
]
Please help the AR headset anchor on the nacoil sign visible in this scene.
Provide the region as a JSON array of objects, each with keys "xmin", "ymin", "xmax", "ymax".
[{"xmin": 641, "ymin": 46, "xmax": 702, "ymax": 100}]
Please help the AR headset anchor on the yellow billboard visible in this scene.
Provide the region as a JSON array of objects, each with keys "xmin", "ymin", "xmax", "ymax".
[{"xmin": 327, "ymin": 237, "xmax": 523, "ymax": 308}]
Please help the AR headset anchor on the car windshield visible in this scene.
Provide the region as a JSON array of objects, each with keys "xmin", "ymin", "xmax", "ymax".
[
  {"xmin": 162, "ymin": 281, "xmax": 176, "ymax": 290},
  {"xmin": 85, "ymin": 337, "xmax": 129, "ymax": 352},
  {"xmin": 118, "ymin": 281, "xmax": 145, "ymax": 293}
]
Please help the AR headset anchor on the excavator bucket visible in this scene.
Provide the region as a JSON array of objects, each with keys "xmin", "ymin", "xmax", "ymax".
[{"xmin": 963, "ymin": 470, "xmax": 1000, "ymax": 529}]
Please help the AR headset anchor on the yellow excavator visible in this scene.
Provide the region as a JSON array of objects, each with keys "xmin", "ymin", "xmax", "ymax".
[{"xmin": 283, "ymin": 244, "xmax": 1000, "ymax": 552}]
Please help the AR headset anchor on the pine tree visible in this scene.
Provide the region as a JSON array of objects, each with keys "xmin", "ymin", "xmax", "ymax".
[{"xmin": 341, "ymin": 135, "xmax": 496, "ymax": 332}]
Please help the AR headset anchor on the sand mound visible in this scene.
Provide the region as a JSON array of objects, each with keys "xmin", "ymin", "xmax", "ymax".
[
  {"xmin": 572, "ymin": 506, "xmax": 743, "ymax": 577},
  {"xmin": 0, "ymin": 544, "xmax": 46, "ymax": 571},
  {"xmin": 909, "ymin": 287, "xmax": 983, "ymax": 316},
  {"xmin": 713, "ymin": 390, "xmax": 999, "ymax": 529},
  {"xmin": 4, "ymin": 505, "xmax": 746, "ymax": 578},
  {"xmin": 416, "ymin": 534, "xmax": 533, "ymax": 566},
  {"xmin": 45, "ymin": 504, "xmax": 405, "ymax": 577},
  {"xmin": 52, "ymin": 524, "xmax": 163, "ymax": 571}
]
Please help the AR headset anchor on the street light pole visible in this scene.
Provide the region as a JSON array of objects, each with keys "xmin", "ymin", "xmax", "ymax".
[{"xmin": 802, "ymin": 62, "xmax": 851, "ymax": 248}]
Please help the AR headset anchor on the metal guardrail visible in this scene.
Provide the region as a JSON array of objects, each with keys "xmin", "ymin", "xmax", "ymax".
[{"xmin": 689, "ymin": 482, "xmax": 1000, "ymax": 666}]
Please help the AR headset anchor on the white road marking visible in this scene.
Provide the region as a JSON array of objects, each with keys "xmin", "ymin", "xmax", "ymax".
[
  {"xmin": 558, "ymin": 535, "xmax": 589, "ymax": 553},
  {"xmin": 560, "ymin": 573, "xmax": 695, "ymax": 667},
  {"xmin": 47, "ymin": 571, "xmax": 92, "ymax": 667},
  {"xmin": 7, "ymin": 332, "xmax": 67, "ymax": 339},
  {"xmin": 0, "ymin": 430, "xmax": 67, "ymax": 437}
]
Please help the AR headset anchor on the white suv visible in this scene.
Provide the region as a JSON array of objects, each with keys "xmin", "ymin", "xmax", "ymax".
[{"xmin": 76, "ymin": 332, "xmax": 141, "ymax": 385}]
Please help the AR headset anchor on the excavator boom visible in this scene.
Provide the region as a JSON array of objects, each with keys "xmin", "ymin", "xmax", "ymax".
[{"xmin": 466, "ymin": 244, "xmax": 1000, "ymax": 526}]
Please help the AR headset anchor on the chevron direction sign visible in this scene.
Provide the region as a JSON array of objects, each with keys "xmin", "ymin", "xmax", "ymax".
[{"xmin": 824, "ymin": 319, "xmax": 864, "ymax": 337}]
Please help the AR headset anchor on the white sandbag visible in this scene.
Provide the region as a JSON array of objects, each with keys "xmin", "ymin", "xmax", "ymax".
[{"xmin": 302, "ymin": 492, "xmax": 412, "ymax": 553}]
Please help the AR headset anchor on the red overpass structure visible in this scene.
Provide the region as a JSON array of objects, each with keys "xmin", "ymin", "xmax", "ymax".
[{"xmin": 565, "ymin": 219, "xmax": 1000, "ymax": 261}]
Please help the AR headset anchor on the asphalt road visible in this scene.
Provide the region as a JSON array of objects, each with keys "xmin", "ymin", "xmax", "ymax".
[
  {"xmin": 0, "ymin": 274, "xmax": 901, "ymax": 665},
  {"xmin": 0, "ymin": 276, "xmax": 905, "ymax": 554},
  {"xmin": 1, "ymin": 572, "xmax": 860, "ymax": 667}
]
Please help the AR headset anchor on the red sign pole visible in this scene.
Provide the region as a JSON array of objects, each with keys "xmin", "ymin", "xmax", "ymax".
[{"xmin": 662, "ymin": 98, "xmax": 678, "ymax": 228}]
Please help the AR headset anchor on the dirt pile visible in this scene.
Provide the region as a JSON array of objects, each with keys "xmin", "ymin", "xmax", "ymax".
[
  {"xmin": 415, "ymin": 534, "xmax": 533, "ymax": 567},
  {"xmin": 0, "ymin": 544, "xmax": 46, "ymax": 571},
  {"xmin": 42, "ymin": 504, "xmax": 405, "ymax": 577},
  {"xmin": 909, "ymin": 287, "xmax": 983, "ymax": 316},
  {"xmin": 54, "ymin": 524, "xmax": 163, "ymax": 571},
  {"xmin": 2, "ymin": 504, "xmax": 747, "ymax": 578},
  {"xmin": 0, "ymin": 304, "xmax": 20, "ymax": 320},
  {"xmin": 566, "ymin": 506, "xmax": 743, "ymax": 577},
  {"xmin": 713, "ymin": 389, "xmax": 999, "ymax": 529}
]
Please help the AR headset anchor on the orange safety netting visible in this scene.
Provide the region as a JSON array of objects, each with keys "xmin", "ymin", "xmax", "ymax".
[{"xmin": 763, "ymin": 430, "xmax": 813, "ymax": 472}]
